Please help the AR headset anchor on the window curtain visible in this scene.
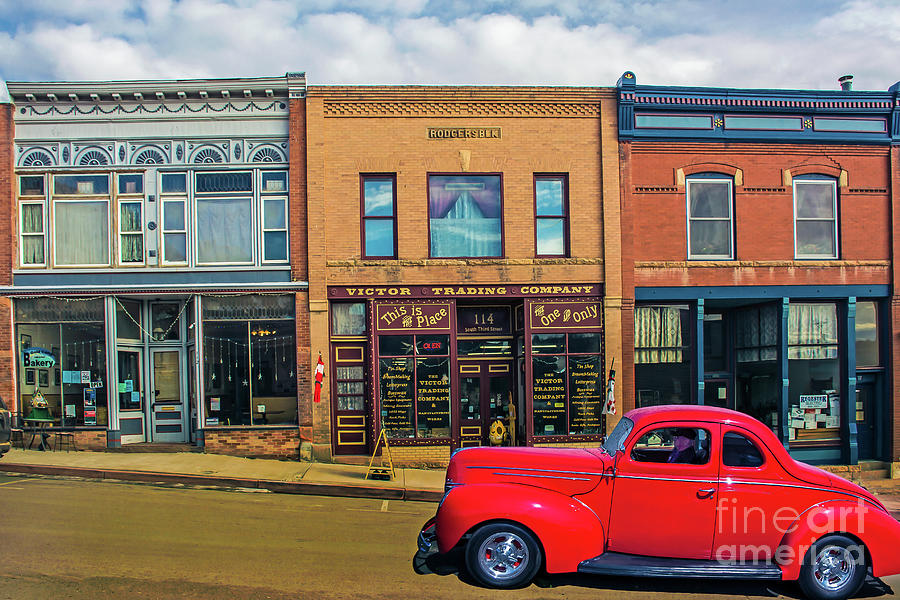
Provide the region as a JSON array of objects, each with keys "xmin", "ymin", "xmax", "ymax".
[
  {"xmin": 788, "ymin": 303, "xmax": 838, "ymax": 359},
  {"xmin": 21, "ymin": 204, "xmax": 44, "ymax": 264},
  {"xmin": 634, "ymin": 306, "xmax": 684, "ymax": 364},
  {"xmin": 196, "ymin": 198, "xmax": 252, "ymax": 263},
  {"xmin": 55, "ymin": 201, "xmax": 109, "ymax": 265},
  {"xmin": 120, "ymin": 204, "xmax": 143, "ymax": 262},
  {"xmin": 429, "ymin": 192, "xmax": 501, "ymax": 257},
  {"xmin": 736, "ymin": 305, "xmax": 778, "ymax": 362}
]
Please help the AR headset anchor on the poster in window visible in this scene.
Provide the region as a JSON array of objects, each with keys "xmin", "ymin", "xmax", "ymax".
[
  {"xmin": 25, "ymin": 368, "xmax": 35, "ymax": 386},
  {"xmin": 415, "ymin": 357, "xmax": 450, "ymax": 437},
  {"xmin": 379, "ymin": 357, "xmax": 414, "ymax": 437},
  {"xmin": 38, "ymin": 369, "xmax": 49, "ymax": 387},
  {"xmin": 532, "ymin": 356, "xmax": 566, "ymax": 435},
  {"xmin": 568, "ymin": 355, "xmax": 603, "ymax": 434}
]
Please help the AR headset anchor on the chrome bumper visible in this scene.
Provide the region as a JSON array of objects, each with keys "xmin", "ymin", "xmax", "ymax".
[{"xmin": 417, "ymin": 518, "xmax": 437, "ymax": 554}]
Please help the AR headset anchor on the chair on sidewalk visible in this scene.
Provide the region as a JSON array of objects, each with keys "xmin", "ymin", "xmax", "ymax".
[
  {"xmin": 10, "ymin": 412, "xmax": 25, "ymax": 450},
  {"xmin": 54, "ymin": 431, "xmax": 77, "ymax": 452}
]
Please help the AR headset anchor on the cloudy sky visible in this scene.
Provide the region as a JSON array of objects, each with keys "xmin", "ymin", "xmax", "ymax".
[{"xmin": 0, "ymin": 0, "xmax": 897, "ymax": 90}]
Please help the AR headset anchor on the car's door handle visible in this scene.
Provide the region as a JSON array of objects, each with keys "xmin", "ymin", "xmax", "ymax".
[{"xmin": 697, "ymin": 488, "xmax": 716, "ymax": 499}]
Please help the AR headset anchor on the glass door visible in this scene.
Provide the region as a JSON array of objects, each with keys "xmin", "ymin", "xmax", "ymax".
[
  {"xmin": 117, "ymin": 348, "xmax": 145, "ymax": 444},
  {"xmin": 150, "ymin": 349, "xmax": 186, "ymax": 442},
  {"xmin": 332, "ymin": 343, "xmax": 368, "ymax": 455},
  {"xmin": 856, "ymin": 374, "xmax": 878, "ymax": 460},
  {"xmin": 458, "ymin": 361, "xmax": 514, "ymax": 447}
]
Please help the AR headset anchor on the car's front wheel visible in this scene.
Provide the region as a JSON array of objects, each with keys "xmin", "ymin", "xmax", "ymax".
[
  {"xmin": 465, "ymin": 522, "xmax": 542, "ymax": 588},
  {"xmin": 798, "ymin": 534, "xmax": 867, "ymax": 600}
]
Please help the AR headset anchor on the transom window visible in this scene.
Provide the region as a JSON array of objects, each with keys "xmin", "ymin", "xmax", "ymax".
[
  {"xmin": 428, "ymin": 174, "xmax": 502, "ymax": 258},
  {"xmin": 686, "ymin": 178, "xmax": 733, "ymax": 259},
  {"xmin": 794, "ymin": 179, "xmax": 838, "ymax": 259}
]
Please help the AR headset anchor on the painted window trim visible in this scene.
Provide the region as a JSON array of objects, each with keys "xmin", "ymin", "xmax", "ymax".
[
  {"xmin": 360, "ymin": 173, "xmax": 398, "ymax": 260},
  {"xmin": 50, "ymin": 173, "xmax": 113, "ymax": 268},
  {"xmin": 260, "ymin": 194, "xmax": 290, "ymax": 264},
  {"xmin": 793, "ymin": 178, "xmax": 839, "ymax": 260},
  {"xmin": 534, "ymin": 173, "xmax": 570, "ymax": 258},
  {"xmin": 116, "ymin": 198, "xmax": 146, "ymax": 266},
  {"xmin": 160, "ymin": 195, "xmax": 189, "ymax": 266},
  {"xmin": 426, "ymin": 172, "xmax": 505, "ymax": 259},
  {"xmin": 686, "ymin": 177, "xmax": 734, "ymax": 260},
  {"xmin": 18, "ymin": 199, "xmax": 47, "ymax": 268}
]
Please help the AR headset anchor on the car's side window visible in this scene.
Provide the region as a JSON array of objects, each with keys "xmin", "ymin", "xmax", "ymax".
[
  {"xmin": 722, "ymin": 431, "xmax": 764, "ymax": 468},
  {"xmin": 630, "ymin": 427, "xmax": 710, "ymax": 465}
]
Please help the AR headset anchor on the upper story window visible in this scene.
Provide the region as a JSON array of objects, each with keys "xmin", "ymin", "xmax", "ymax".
[
  {"xmin": 428, "ymin": 174, "xmax": 502, "ymax": 258},
  {"xmin": 534, "ymin": 175, "xmax": 569, "ymax": 257},
  {"xmin": 53, "ymin": 174, "xmax": 111, "ymax": 267},
  {"xmin": 361, "ymin": 175, "xmax": 396, "ymax": 259},
  {"xmin": 686, "ymin": 177, "xmax": 733, "ymax": 260},
  {"xmin": 17, "ymin": 168, "xmax": 289, "ymax": 270},
  {"xmin": 793, "ymin": 178, "xmax": 838, "ymax": 259}
]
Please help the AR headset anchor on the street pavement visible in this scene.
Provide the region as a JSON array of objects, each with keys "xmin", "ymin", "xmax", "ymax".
[{"xmin": 1, "ymin": 474, "xmax": 897, "ymax": 600}]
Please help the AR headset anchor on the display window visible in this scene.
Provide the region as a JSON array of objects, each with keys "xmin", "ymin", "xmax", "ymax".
[{"xmin": 15, "ymin": 298, "xmax": 108, "ymax": 427}]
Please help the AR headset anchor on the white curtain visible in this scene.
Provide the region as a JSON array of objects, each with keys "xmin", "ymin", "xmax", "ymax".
[
  {"xmin": 788, "ymin": 303, "xmax": 838, "ymax": 360},
  {"xmin": 55, "ymin": 201, "xmax": 109, "ymax": 265},
  {"xmin": 429, "ymin": 192, "xmax": 501, "ymax": 257},
  {"xmin": 635, "ymin": 306, "xmax": 684, "ymax": 364},
  {"xmin": 197, "ymin": 197, "xmax": 252, "ymax": 263}
]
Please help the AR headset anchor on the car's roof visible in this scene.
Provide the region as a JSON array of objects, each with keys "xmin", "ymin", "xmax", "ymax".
[{"xmin": 625, "ymin": 404, "xmax": 767, "ymax": 431}]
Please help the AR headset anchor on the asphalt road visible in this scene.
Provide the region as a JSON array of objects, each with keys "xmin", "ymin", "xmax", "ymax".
[{"xmin": 0, "ymin": 473, "xmax": 897, "ymax": 600}]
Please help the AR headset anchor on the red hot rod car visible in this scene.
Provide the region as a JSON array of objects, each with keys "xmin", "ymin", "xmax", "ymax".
[{"xmin": 417, "ymin": 406, "xmax": 900, "ymax": 600}]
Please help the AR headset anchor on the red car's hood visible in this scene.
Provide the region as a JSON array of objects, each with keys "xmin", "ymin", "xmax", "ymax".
[{"xmin": 447, "ymin": 446, "xmax": 612, "ymax": 496}]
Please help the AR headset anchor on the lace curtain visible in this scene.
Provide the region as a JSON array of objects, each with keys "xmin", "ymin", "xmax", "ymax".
[
  {"xmin": 735, "ymin": 304, "xmax": 779, "ymax": 362},
  {"xmin": 788, "ymin": 303, "xmax": 838, "ymax": 360},
  {"xmin": 54, "ymin": 201, "xmax": 109, "ymax": 265},
  {"xmin": 634, "ymin": 306, "xmax": 685, "ymax": 364},
  {"xmin": 119, "ymin": 203, "xmax": 143, "ymax": 262}
]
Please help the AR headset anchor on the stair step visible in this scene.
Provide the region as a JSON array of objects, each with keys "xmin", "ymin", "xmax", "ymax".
[
  {"xmin": 860, "ymin": 469, "xmax": 891, "ymax": 480},
  {"xmin": 578, "ymin": 552, "xmax": 782, "ymax": 580},
  {"xmin": 859, "ymin": 460, "xmax": 889, "ymax": 472}
]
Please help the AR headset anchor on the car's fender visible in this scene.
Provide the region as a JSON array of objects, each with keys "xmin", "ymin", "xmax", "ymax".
[
  {"xmin": 436, "ymin": 482, "xmax": 605, "ymax": 573},
  {"xmin": 777, "ymin": 499, "xmax": 900, "ymax": 579}
]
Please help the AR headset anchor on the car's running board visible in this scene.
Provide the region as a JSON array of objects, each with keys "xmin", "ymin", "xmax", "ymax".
[{"xmin": 577, "ymin": 552, "xmax": 783, "ymax": 580}]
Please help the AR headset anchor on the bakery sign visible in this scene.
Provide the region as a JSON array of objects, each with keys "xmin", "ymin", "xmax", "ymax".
[{"xmin": 375, "ymin": 303, "xmax": 452, "ymax": 332}]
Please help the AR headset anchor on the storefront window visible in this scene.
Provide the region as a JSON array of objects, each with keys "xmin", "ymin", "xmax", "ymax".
[
  {"xmin": 532, "ymin": 332, "xmax": 604, "ymax": 436},
  {"xmin": 734, "ymin": 304, "xmax": 780, "ymax": 432},
  {"xmin": 332, "ymin": 303, "xmax": 366, "ymax": 336},
  {"xmin": 202, "ymin": 295, "xmax": 297, "ymax": 426},
  {"xmin": 378, "ymin": 334, "xmax": 450, "ymax": 439},
  {"xmin": 15, "ymin": 298, "xmax": 108, "ymax": 427},
  {"xmin": 634, "ymin": 304, "xmax": 692, "ymax": 406},
  {"xmin": 855, "ymin": 301, "xmax": 879, "ymax": 368},
  {"xmin": 115, "ymin": 299, "xmax": 142, "ymax": 341},
  {"xmin": 428, "ymin": 174, "xmax": 502, "ymax": 258},
  {"xmin": 787, "ymin": 302, "xmax": 840, "ymax": 444}
]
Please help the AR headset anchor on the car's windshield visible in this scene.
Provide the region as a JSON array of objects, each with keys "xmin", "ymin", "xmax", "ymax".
[{"xmin": 601, "ymin": 416, "xmax": 633, "ymax": 455}]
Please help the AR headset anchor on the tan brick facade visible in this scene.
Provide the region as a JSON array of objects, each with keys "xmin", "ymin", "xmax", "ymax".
[
  {"xmin": 305, "ymin": 86, "xmax": 620, "ymax": 463},
  {"xmin": 203, "ymin": 428, "xmax": 301, "ymax": 459}
]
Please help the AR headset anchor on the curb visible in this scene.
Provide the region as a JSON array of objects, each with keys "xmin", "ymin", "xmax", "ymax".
[{"xmin": 0, "ymin": 463, "xmax": 442, "ymax": 502}]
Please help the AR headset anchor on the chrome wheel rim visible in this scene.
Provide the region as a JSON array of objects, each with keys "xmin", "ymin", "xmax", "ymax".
[
  {"xmin": 477, "ymin": 532, "xmax": 529, "ymax": 581},
  {"xmin": 813, "ymin": 545, "xmax": 856, "ymax": 592}
]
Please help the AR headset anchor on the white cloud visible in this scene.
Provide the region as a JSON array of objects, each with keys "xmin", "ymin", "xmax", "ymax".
[{"xmin": 0, "ymin": 0, "xmax": 896, "ymax": 90}]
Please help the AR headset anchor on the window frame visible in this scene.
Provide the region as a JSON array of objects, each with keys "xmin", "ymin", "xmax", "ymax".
[
  {"xmin": 116, "ymin": 173, "xmax": 145, "ymax": 266},
  {"xmin": 50, "ymin": 173, "xmax": 112, "ymax": 268},
  {"xmin": 193, "ymin": 170, "xmax": 256, "ymax": 267},
  {"xmin": 260, "ymin": 195, "xmax": 289, "ymax": 264},
  {"xmin": 686, "ymin": 176, "xmax": 734, "ymax": 260},
  {"xmin": 533, "ymin": 173, "xmax": 569, "ymax": 258},
  {"xmin": 793, "ymin": 178, "xmax": 839, "ymax": 260},
  {"xmin": 360, "ymin": 173, "xmax": 398, "ymax": 260},
  {"xmin": 18, "ymin": 175, "xmax": 48, "ymax": 268},
  {"xmin": 159, "ymin": 171, "xmax": 190, "ymax": 266},
  {"xmin": 426, "ymin": 172, "xmax": 505, "ymax": 259}
]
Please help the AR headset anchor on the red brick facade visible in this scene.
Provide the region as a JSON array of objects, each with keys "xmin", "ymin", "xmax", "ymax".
[{"xmin": 0, "ymin": 104, "xmax": 13, "ymax": 414}]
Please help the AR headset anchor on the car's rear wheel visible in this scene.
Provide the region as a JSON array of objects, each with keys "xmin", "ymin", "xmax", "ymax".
[
  {"xmin": 465, "ymin": 522, "xmax": 542, "ymax": 588},
  {"xmin": 798, "ymin": 534, "xmax": 867, "ymax": 600}
]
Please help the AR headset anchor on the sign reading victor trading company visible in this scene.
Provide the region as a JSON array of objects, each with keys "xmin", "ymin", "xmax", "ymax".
[
  {"xmin": 375, "ymin": 303, "xmax": 452, "ymax": 332},
  {"xmin": 330, "ymin": 284, "xmax": 600, "ymax": 298},
  {"xmin": 428, "ymin": 127, "xmax": 500, "ymax": 139},
  {"xmin": 530, "ymin": 301, "xmax": 602, "ymax": 331}
]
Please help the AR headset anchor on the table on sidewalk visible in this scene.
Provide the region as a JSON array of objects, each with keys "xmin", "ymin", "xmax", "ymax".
[{"xmin": 23, "ymin": 418, "xmax": 54, "ymax": 451}]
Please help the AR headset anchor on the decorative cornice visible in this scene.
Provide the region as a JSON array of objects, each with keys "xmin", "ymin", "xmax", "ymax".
[
  {"xmin": 323, "ymin": 101, "xmax": 601, "ymax": 118},
  {"xmin": 19, "ymin": 100, "xmax": 284, "ymax": 118}
]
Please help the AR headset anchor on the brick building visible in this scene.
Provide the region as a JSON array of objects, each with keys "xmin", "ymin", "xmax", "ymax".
[
  {"xmin": 305, "ymin": 86, "xmax": 623, "ymax": 466},
  {"xmin": 617, "ymin": 72, "xmax": 900, "ymax": 467},
  {"xmin": 1, "ymin": 75, "xmax": 311, "ymax": 458}
]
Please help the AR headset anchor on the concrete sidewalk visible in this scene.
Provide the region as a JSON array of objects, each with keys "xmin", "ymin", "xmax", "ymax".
[{"xmin": 0, "ymin": 448, "xmax": 445, "ymax": 501}]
